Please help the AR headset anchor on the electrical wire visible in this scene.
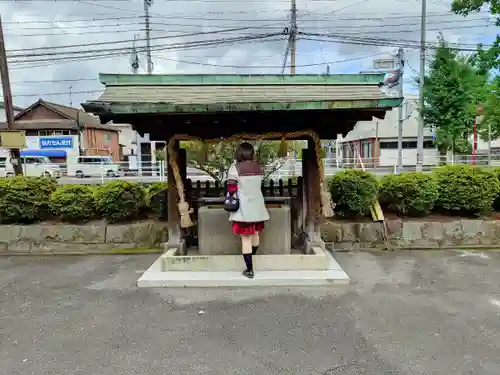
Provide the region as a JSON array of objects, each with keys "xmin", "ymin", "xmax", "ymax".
[
  {"xmin": 153, "ymin": 52, "xmax": 384, "ymax": 69},
  {"xmin": 9, "ymin": 34, "xmax": 285, "ymax": 64},
  {"xmin": 7, "ymin": 27, "xmax": 266, "ymax": 54},
  {"xmin": 10, "ymin": 34, "xmax": 286, "ymax": 66}
]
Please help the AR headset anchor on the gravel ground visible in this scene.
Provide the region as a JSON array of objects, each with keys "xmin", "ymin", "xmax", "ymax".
[{"xmin": 1, "ymin": 250, "xmax": 500, "ymax": 374}]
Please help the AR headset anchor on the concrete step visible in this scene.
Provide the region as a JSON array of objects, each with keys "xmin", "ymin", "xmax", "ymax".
[
  {"xmin": 137, "ymin": 250, "xmax": 350, "ymax": 288},
  {"xmin": 137, "ymin": 269, "xmax": 349, "ymax": 287}
]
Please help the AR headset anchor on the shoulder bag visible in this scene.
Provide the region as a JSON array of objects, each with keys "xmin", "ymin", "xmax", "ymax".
[{"xmin": 223, "ymin": 163, "xmax": 240, "ymax": 212}]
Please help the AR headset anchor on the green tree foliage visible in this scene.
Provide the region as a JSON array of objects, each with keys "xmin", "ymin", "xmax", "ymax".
[
  {"xmin": 451, "ymin": 0, "xmax": 500, "ymax": 139},
  {"xmin": 183, "ymin": 140, "xmax": 300, "ymax": 181},
  {"xmin": 423, "ymin": 35, "xmax": 487, "ymax": 156}
]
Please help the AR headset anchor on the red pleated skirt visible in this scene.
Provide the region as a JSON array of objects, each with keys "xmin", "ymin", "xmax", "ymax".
[{"xmin": 232, "ymin": 221, "xmax": 265, "ymax": 235}]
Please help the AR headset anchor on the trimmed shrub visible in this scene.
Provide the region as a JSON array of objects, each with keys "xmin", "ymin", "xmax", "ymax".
[
  {"xmin": 50, "ymin": 185, "xmax": 96, "ymax": 222},
  {"xmin": 329, "ymin": 170, "xmax": 379, "ymax": 218},
  {"xmin": 492, "ymin": 167, "xmax": 500, "ymax": 211},
  {"xmin": 379, "ymin": 172, "xmax": 439, "ymax": 216},
  {"xmin": 148, "ymin": 182, "xmax": 168, "ymax": 219},
  {"xmin": 94, "ymin": 181, "xmax": 146, "ymax": 223},
  {"xmin": 0, "ymin": 176, "xmax": 57, "ymax": 224},
  {"xmin": 433, "ymin": 165, "xmax": 500, "ymax": 216}
]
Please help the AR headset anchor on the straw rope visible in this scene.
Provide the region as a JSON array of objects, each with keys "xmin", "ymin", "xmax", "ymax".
[{"xmin": 167, "ymin": 130, "xmax": 335, "ymax": 228}]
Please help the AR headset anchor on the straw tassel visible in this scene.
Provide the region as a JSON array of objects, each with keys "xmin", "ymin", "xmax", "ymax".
[
  {"xmin": 198, "ymin": 141, "xmax": 209, "ymax": 163},
  {"xmin": 320, "ymin": 183, "xmax": 335, "ymax": 218},
  {"xmin": 178, "ymin": 200, "xmax": 194, "ymax": 228},
  {"xmin": 277, "ymin": 136, "xmax": 288, "ymax": 158}
]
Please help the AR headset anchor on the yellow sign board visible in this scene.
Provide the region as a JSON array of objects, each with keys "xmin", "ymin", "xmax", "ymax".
[{"xmin": 0, "ymin": 130, "xmax": 26, "ymax": 148}]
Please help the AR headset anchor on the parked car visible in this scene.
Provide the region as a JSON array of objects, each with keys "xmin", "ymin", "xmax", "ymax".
[
  {"xmin": 0, "ymin": 155, "xmax": 61, "ymax": 178},
  {"xmin": 67, "ymin": 156, "xmax": 121, "ymax": 178}
]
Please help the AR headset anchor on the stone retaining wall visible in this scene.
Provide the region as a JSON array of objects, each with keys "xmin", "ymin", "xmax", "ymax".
[
  {"xmin": 321, "ymin": 219, "xmax": 500, "ymax": 250},
  {"xmin": 2, "ymin": 218, "xmax": 499, "ymax": 255},
  {"xmin": 0, "ymin": 221, "xmax": 168, "ymax": 254}
]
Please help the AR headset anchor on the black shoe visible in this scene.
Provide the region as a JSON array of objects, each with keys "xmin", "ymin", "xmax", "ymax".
[
  {"xmin": 242, "ymin": 270, "xmax": 254, "ymax": 279},
  {"xmin": 252, "ymin": 246, "xmax": 259, "ymax": 255}
]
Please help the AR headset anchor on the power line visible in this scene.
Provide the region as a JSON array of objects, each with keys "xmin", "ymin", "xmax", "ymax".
[
  {"xmin": 153, "ymin": 51, "xmax": 383, "ymax": 68},
  {"xmin": 299, "ymin": 32, "xmax": 494, "ymax": 51},
  {"xmin": 8, "ymin": 15, "xmax": 491, "ymax": 31},
  {"xmin": 10, "ymin": 34, "xmax": 285, "ymax": 66},
  {"xmin": 7, "ymin": 27, "xmax": 267, "ymax": 54},
  {"xmin": 7, "ymin": 19, "xmax": 491, "ymax": 38}
]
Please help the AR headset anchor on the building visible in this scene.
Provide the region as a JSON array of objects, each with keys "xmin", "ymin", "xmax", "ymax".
[
  {"xmin": 0, "ymin": 101, "xmax": 23, "ymax": 121},
  {"xmin": 340, "ymin": 96, "xmax": 437, "ymax": 167},
  {"xmin": 103, "ymin": 122, "xmax": 165, "ymax": 174},
  {"xmin": 0, "ymin": 99, "xmax": 120, "ymax": 163}
]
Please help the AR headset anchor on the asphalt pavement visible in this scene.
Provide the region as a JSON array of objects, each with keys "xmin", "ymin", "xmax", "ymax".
[{"xmin": 2, "ymin": 250, "xmax": 500, "ymax": 374}]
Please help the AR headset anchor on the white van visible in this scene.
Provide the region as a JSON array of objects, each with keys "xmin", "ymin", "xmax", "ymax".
[
  {"xmin": 68, "ymin": 156, "xmax": 121, "ymax": 178},
  {"xmin": 0, "ymin": 156, "xmax": 61, "ymax": 178}
]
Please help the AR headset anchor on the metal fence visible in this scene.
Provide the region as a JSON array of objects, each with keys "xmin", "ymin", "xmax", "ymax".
[{"xmin": 2, "ymin": 155, "xmax": 499, "ymax": 184}]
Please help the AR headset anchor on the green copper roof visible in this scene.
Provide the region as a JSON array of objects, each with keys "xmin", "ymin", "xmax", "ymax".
[
  {"xmin": 99, "ymin": 73, "xmax": 387, "ymax": 86},
  {"xmin": 84, "ymin": 73, "xmax": 401, "ymax": 115}
]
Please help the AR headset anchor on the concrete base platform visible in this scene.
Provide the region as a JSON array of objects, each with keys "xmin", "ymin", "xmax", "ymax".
[
  {"xmin": 137, "ymin": 248, "xmax": 350, "ymax": 288},
  {"xmin": 162, "ymin": 246, "xmax": 328, "ymax": 271}
]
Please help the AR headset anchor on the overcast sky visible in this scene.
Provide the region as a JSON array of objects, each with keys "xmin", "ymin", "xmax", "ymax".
[{"xmin": 0, "ymin": 0, "xmax": 497, "ymax": 109}]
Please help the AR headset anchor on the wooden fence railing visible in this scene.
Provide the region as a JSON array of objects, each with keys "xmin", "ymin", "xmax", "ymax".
[{"xmin": 185, "ymin": 177, "xmax": 302, "ymax": 199}]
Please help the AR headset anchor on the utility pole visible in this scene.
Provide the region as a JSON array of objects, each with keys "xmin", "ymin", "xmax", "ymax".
[
  {"xmin": 69, "ymin": 85, "xmax": 73, "ymax": 106},
  {"xmin": 416, "ymin": 0, "xmax": 426, "ymax": 171},
  {"xmin": 144, "ymin": 0, "xmax": 154, "ymax": 74},
  {"xmin": 0, "ymin": 15, "xmax": 22, "ymax": 175},
  {"xmin": 396, "ymin": 47, "xmax": 404, "ymax": 168},
  {"xmin": 290, "ymin": 0, "xmax": 297, "ymax": 75},
  {"xmin": 76, "ymin": 110, "xmax": 83, "ymax": 156},
  {"xmin": 131, "ymin": 34, "xmax": 139, "ymax": 74}
]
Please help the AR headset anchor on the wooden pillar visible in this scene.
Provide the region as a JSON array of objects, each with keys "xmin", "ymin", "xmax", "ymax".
[
  {"xmin": 167, "ymin": 139, "xmax": 185, "ymax": 250},
  {"xmin": 302, "ymin": 139, "xmax": 323, "ymax": 251}
]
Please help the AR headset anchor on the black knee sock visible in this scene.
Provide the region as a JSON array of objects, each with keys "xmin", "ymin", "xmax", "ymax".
[
  {"xmin": 243, "ymin": 254, "xmax": 253, "ymax": 272},
  {"xmin": 252, "ymin": 246, "xmax": 258, "ymax": 255}
]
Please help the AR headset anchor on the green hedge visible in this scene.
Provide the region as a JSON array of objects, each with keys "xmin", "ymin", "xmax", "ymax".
[
  {"xmin": 329, "ymin": 170, "xmax": 379, "ymax": 218},
  {"xmin": 50, "ymin": 185, "xmax": 96, "ymax": 222},
  {"xmin": 94, "ymin": 181, "xmax": 146, "ymax": 223},
  {"xmin": 148, "ymin": 182, "xmax": 168, "ymax": 220},
  {"xmin": 433, "ymin": 165, "xmax": 500, "ymax": 216},
  {"xmin": 0, "ymin": 176, "xmax": 57, "ymax": 224},
  {"xmin": 380, "ymin": 172, "xmax": 439, "ymax": 216},
  {"xmin": 2, "ymin": 165, "xmax": 500, "ymax": 224}
]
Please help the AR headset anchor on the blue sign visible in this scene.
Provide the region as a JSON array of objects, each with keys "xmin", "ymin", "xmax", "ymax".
[{"xmin": 39, "ymin": 137, "xmax": 73, "ymax": 149}]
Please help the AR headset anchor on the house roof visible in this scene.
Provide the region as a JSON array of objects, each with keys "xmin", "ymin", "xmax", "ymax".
[
  {"xmin": 342, "ymin": 97, "xmax": 434, "ymax": 142},
  {"xmin": 15, "ymin": 99, "xmax": 102, "ymax": 125},
  {"xmin": 0, "ymin": 99, "xmax": 118, "ymax": 132}
]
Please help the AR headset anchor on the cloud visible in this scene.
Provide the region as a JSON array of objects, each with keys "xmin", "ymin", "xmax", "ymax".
[{"xmin": 0, "ymin": 0, "xmax": 496, "ymax": 108}]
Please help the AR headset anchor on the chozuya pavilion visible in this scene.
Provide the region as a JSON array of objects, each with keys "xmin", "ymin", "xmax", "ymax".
[{"xmin": 83, "ymin": 73, "xmax": 401, "ymax": 287}]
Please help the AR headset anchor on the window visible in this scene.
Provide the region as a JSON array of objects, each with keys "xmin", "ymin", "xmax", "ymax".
[
  {"xmin": 38, "ymin": 130, "xmax": 71, "ymax": 136},
  {"xmin": 402, "ymin": 141, "xmax": 417, "ymax": 149},
  {"xmin": 362, "ymin": 141, "xmax": 372, "ymax": 158},
  {"xmin": 103, "ymin": 132, "xmax": 112, "ymax": 142},
  {"xmin": 380, "ymin": 141, "xmax": 397, "ymax": 149},
  {"xmin": 423, "ymin": 140, "xmax": 435, "ymax": 149}
]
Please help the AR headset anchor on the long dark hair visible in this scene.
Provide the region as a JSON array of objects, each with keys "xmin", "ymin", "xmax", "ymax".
[{"xmin": 235, "ymin": 142, "xmax": 254, "ymax": 162}]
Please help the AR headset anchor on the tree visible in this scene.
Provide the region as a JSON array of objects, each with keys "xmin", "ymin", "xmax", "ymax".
[
  {"xmin": 451, "ymin": 0, "xmax": 500, "ymax": 140},
  {"xmin": 423, "ymin": 35, "xmax": 486, "ymax": 156},
  {"xmin": 183, "ymin": 140, "xmax": 299, "ymax": 182}
]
